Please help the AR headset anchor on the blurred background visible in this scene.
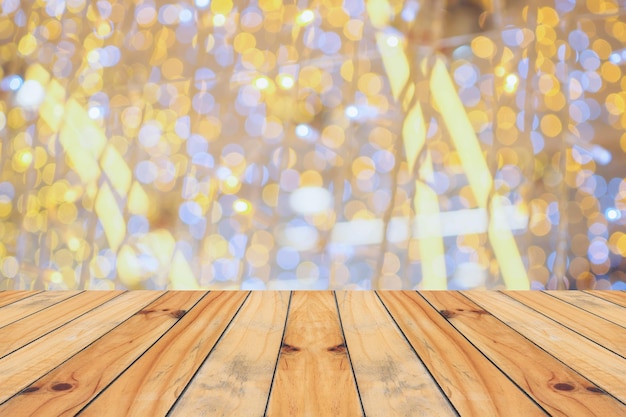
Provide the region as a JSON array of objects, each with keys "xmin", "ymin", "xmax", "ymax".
[{"xmin": 0, "ymin": 0, "xmax": 625, "ymax": 290}]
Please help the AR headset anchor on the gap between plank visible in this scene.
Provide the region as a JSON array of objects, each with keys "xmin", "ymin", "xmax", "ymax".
[
  {"xmin": 262, "ymin": 291, "xmax": 293, "ymax": 417},
  {"xmin": 462, "ymin": 291, "xmax": 626, "ymax": 407},
  {"xmin": 541, "ymin": 291, "xmax": 626, "ymax": 331},
  {"xmin": 419, "ymin": 292, "xmax": 552, "ymax": 416},
  {"xmin": 333, "ymin": 291, "xmax": 367, "ymax": 417},
  {"xmin": 373, "ymin": 291, "xmax": 461, "ymax": 417},
  {"xmin": 72, "ymin": 291, "xmax": 211, "ymax": 416},
  {"xmin": 164, "ymin": 291, "xmax": 253, "ymax": 417},
  {"xmin": 499, "ymin": 291, "xmax": 626, "ymax": 361},
  {"xmin": 0, "ymin": 291, "xmax": 85, "ymax": 331},
  {"xmin": 0, "ymin": 291, "xmax": 159, "ymax": 407},
  {"xmin": 0, "ymin": 291, "xmax": 125, "ymax": 361}
]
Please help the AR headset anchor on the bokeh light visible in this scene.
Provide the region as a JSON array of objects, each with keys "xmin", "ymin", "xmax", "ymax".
[{"xmin": 0, "ymin": 0, "xmax": 625, "ymax": 290}]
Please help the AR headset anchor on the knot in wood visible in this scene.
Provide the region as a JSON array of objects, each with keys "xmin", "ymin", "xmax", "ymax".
[
  {"xmin": 281, "ymin": 343, "xmax": 300, "ymax": 353},
  {"xmin": 51, "ymin": 383, "xmax": 73, "ymax": 391},
  {"xmin": 439, "ymin": 310, "xmax": 456, "ymax": 319},
  {"xmin": 170, "ymin": 310, "xmax": 186, "ymax": 319},
  {"xmin": 553, "ymin": 383, "xmax": 575, "ymax": 391},
  {"xmin": 327, "ymin": 343, "xmax": 347, "ymax": 353}
]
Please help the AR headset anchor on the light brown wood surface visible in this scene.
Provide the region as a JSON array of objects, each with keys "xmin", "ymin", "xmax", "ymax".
[
  {"xmin": 0, "ymin": 291, "xmax": 80, "ymax": 328},
  {"xmin": 378, "ymin": 291, "xmax": 547, "ymax": 417},
  {"xmin": 0, "ymin": 290, "xmax": 624, "ymax": 417},
  {"xmin": 79, "ymin": 291, "xmax": 249, "ymax": 417},
  {"xmin": 464, "ymin": 291, "xmax": 626, "ymax": 403},
  {"xmin": 504, "ymin": 291, "xmax": 626, "ymax": 357},
  {"xmin": 0, "ymin": 291, "xmax": 161, "ymax": 404},
  {"xmin": 336, "ymin": 291, "xmax": 455, "ymax": 417},
  {"xmin": 171, "ymin": 292, "xmax": 288, "ymax": 417},
  {"xmin": 547, "ymin": 291, "xmax": 626, "ymax": 327},
  {"xmin": 585, "ymin": 290, "xmax": 626, "ymax": 307},
  {"xmin": 0, "ymin": 291, "xmax": 122, "ymax": 359},
  {"xmin": 0, "ymin": 291, "xmax": 42, "ymax": 309},
  {"xmin": 266, "ymin": 291, "xmax": 362, "ymax": 417},
  {"xmin": 421, "ymin": 291, "xmax": 626, "ymax": 417}
]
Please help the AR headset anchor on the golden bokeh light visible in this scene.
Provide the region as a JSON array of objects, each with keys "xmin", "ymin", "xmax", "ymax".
[{"xmin": 0, "ymin": 0, "xmax": 625, "ymax": 291}]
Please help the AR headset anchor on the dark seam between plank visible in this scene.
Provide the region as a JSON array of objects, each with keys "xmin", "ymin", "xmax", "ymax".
[
  {"xmin": 462, "ymin": 291, "xmax": 626, "ymax": 407},
  {"xmin": 419, "ymin": 291, "xmax": 551, "ymax": 416},
  {"xmin": 583, "ymin": 290, "xmax": 626, "ymax": 309},
  {"xmin": 333, "ymin": 291, "xmax": 367, "ymax": 417},
  {"xmin": 0, "ymin": 290, "xmax": 159, "ymax": 407},
  {"xmin": 0, "ymin": 292, "xmax": 125, "ymax": 361},
  {"xmin": 164, "ymin": 290, "xmax": 253, "ymax": 417},
  {"xmin": 541, "ymin": 290, "xmax": 626, "ymax": 331},
  {"xmin": 68, "ymin": 291, "xmax": 214, "ymax": 416},
  {"xmin": 500, "ymin": 291, "xmax": 626, "ymax": 361},
  {"xmin": 0, "ymin": 291, "xmax": 85, "ymax": 331},
  {"xmin": 262, "ymin": 291, "xmax": 293, "ymax": 417},
  {"xmin": 374, "ymin": 291, "xmax": 461, "ymax": 417},
  {"xmin": 0, "ymin": 291, "xmax": 44, "ymax": 309}
]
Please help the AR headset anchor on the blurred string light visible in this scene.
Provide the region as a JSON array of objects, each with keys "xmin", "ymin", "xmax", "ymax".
[{"xmin": 0, "ymin": 0, "xmax": 625, "ymax": 291}]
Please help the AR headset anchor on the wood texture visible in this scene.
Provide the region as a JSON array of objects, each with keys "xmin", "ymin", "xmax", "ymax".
[
  {"xmin": 547, "ymin": 291, "xmax": 626, "ymax": 328},
  {"xmin": 377, "ymin": 291, "xmax": 547, "ymax": 417},
  {"xmin": 0, "ymin": 291, "xmax": 122, "ymax": 359},
  {"xmin": 421, "ymin": 291, "xmax": 626, "ymax": 417},
  {"xmin": 0, "ymin": 290, "xmax": 623, "ymax": 417},
  {"xmin": 586, "ymin": 290, "xmax": 626, "ymax": 308},
  {"xmin": 0, "ymin": 291, "xmax": 42, "ymax": 309},
  {"xmin": 170, "ymin": 291, "xmax": 289, "ymax": 417},
  {"xmin": 78, "ymin": 291, "xmax": 249, "ymax": 417},
  {"xmin": 336, "ymin": 291, "xmax": 455, "ymax": 417},
  {"xmin": 464, "ymin": 291, "xmax": 626, "ymax": 403},
  {"xmin": 0, "ymin": 291, "xmax": 161, "ymax": 404},
  {"xmin": 505, "ymin": 291, "xmax": 626, "ymax": 357},
  {"xmin": 0, "ymin": 291, "xmax": 80, "ymax": 328},
  {"xmin": 266, "ymin": 291, "xmax": 362, "ymax": 417},
  {"xmin": 0, "ymin": 291, "xmax": 203, "ymax": 417}
]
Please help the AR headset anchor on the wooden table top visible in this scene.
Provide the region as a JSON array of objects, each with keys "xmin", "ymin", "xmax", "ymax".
[{"xmin": 0, "ymin": 290, "xmax": 624, "ymax": 416}]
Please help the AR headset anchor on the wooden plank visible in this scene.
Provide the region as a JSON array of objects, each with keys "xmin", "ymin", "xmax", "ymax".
[
  {"xmin": 265, "ymin": 291, "xmax": 363, "ymax": 417},
  {"xmin": 422, "ymin": 291, "xmax": 626, "ymax": 417},
  {"xmin": 378, "ymin": 291, "xmax": 547, "ymax": 417},
  {"xmin": 0, "ymin": 291, "xmax": 81, "ymax": 328},
  {"xmin": 170, "ymin": 291, "xmax": 290, "ymax": 417},
  {"xmin": 78, "ymin": 291, "xmax": 249, "ymax": 417},
  {"xmin": 0, "ymin": 291, "xmax": 161, "ymax": 404},
  {"xmin": 0, "ymin": 291, "xmax": 123, "ymax": 359},
  {"xmin": 584, "ymin": 291, "xmax": 626, "ymax": 309},
  {"xmin": 464, "ymin": 291, "xmax": 626, "ymax": 403},
  {"xmin": 547, "ymin": 291, "xmax": 626, "ymax": 328},
  {"xmin": 0, "ymin": 291, "xmax": 205, "ymax": 417},
  {"xmin": 336, "ymin": 291, "xmax": 455, "ymax": 417},
  {"xmin": 505, "ymin": 291, "xmax": 626, "ymax": 357},
  {"xmin": 0, "ymin": 291, "xmax": 42, "ymax": 309}
]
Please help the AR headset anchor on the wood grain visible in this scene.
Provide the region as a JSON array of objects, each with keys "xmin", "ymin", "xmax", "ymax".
[
  {"xmin": 78, "ymin": 291, "xmax": 249, "ymax": 417},
  {"xmin": 266, "ymin": 291, "xmax": 362, "ymax": 417},
  {"xmin": 505, "ymin": 291, "xmax": 626, "ymax": 357},
  {"xmin": 0, "ymin": 292, "xmax": 42, "ymax": 309},
  {"xmin": 422, "ymin": 291, "xmax": 626, "ymax": 417},
  {"xmin": 378, "ymin": 291, "xmax": 547, "ymax": 417},
  {"xmin": 0, "ymin": 291, "xmax": 122, "ymax": 359},
  {"xmin": 0, "ymin": 291, "xmax": 204, "ymax": 417},
  {"xmin": 464, "ymin": 291, "xmax": 626, "ymax": 403},
  {"xmin": 170, "ymin": 291, "xmax": 289, "ymax": 417},
  {"xmin": 0, "ymin": 291, "xmax": 161, "ymax": 404},
  {"xmin": 0, "ymin": 291, "xmax": 81, "ymax": 328},
  {"xmin": 336, "ymin": 291, "xmax": 455, "ymax": 417},
  {"xmin": 584, "ymin": 291, "xmax": 626, "ymax": 309},
  {"xmin": 546, "ymin": 291, "xmax": 626, "ymax": 328}
]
